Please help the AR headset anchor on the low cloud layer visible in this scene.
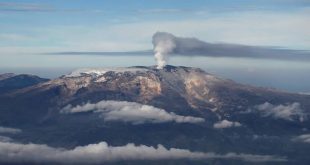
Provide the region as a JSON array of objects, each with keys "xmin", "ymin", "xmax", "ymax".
[
  {"xmin": 213, "ymin": 120, "xmax": 242, "ymax": 129},
  {"xmin": 0, "ymin": 141, "xmax": 286, "ymax": 163},
  {"xmin": 254, "ymin": 102, "xmax": 307, "ymax": 121},
  {"xmin": 61, "ymin": 100, "xmax": 205, "ymax": 124},
  {"xmin": 152, "ymin": 32, "xmax": 310, "ymax": 62},
  {"xmin": 0, "ymin": 126, "xmax": 22, "ymax": 134},
  {"xmin": 292, "ymin": 134, "xmax": 310, "ymax": 143}
]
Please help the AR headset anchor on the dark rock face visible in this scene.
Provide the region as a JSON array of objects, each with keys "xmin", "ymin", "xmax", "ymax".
[{"xmin": 0, "ymin": 66, "xmax": 309, "ymax": 165}]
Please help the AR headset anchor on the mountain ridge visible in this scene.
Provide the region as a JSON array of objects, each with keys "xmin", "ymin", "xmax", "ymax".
[{"xmin": 2, "ymin": 65, "xmax": 309, "ymax": 121}]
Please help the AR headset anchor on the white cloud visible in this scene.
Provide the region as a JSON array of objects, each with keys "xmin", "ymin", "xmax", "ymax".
[
  {"xmin": 292, "ymin": 134, "xmax": 310, "ymax": 143},
  {"xmin": 0, "ymin": 141, "xmax": 286, "ymax": 163},
  {"xmin": 213, "ymin": 120, "xmax": 242, "ymax": 129},
  {"xmin": 0, "ymin": 126, "xmax": 22, "ymax": 134},
  {"xmin": 254, "ymin": 102, "xmax": 306, "ymax": 121},
  {"xmin": 61, "ymin": 100, "xmax": 205, "ymax": 124}
]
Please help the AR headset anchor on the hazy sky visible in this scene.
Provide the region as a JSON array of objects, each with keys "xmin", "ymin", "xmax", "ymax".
[
  {"xmin": 0, "ymin": 0, "xmax": 310, "ymax": 93},
  {"xmin": 0, "ymin": 0, "xmax": 309, "ymax": 55}
]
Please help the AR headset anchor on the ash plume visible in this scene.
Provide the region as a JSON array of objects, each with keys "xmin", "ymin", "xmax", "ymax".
[{"xmin": 152, "ymin": 32, "xmax": 310, "ymax": 65}]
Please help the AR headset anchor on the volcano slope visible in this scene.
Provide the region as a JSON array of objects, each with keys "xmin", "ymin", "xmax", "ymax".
[{"xmin": 0, "ymin": 65, "xmax": 309, "ymax": 165}]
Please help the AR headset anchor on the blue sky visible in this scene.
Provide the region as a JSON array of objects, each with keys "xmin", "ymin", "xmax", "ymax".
[{"xmin": 0, "ymin": 0, "xmax": 309, "ymax": 55}]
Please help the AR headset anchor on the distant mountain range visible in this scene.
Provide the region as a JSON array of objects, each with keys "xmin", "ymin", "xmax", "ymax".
[{"xmin": 0, "ymin": 65, "xmax": 309, "ymax": 165}]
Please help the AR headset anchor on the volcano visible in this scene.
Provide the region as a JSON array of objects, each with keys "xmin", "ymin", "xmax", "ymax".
[{"xmin": 0, "ymin": 65, "xmax": 309, "ymax": 165}]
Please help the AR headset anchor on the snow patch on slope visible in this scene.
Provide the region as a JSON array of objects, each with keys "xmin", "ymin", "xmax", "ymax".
[{"xmin": 66, "ymin": 67, "xmax": 148, "ymax": 78}]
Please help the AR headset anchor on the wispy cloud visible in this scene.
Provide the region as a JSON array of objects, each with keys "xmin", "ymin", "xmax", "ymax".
[
  {"xmin": 0, "ymin": 141, "xmax": 286, "ymax": 163},
  {"xmin": 0, "ymin": 2, "xmax": 53, "ymax": 12},
  {"xmin": 0, "ymin": 126, "xmax": 22, "ymax": 134},
  {"xmin": 0, "ymin": 33, "xmax": 33, "ymax": 42},
  {"xmin": 253, "ymin": 102, "xmax": 307, "ymax": 121},
  {"xmin": 61, "ymin": 100, "xmax": 205, "ymax": 124},
  {"xmin": 213, "ymin": 120, "xmax": 242, "ymax": 129},
  {"xmin": 0, "ymin": 2, "xmax": 103, "ymax": 13},
  {"xmin": 292, "ymin": 134, "xmax": 310, "ymax": 143}
]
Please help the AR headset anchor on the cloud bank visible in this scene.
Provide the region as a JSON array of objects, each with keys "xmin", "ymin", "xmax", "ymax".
[
  {"xmin": 61, "ymin": 100, "xmax": 205, "ymax": 124},
  {"xmin": 152, "ymin": 32, "xmax": 310, "ymax": 63},
  {"xmin": 213, "ymin": 120, "xmax": 242, "ymax": 129},
  {"xmin": 0, "ymin": 126, "xmax": 22, "ymax": 134},
  {"xmin": 0, "ymin": 141, "xmax": 286, "ymax": 163},
  {"xmin": 254, "ymin": 102, "xmax": 307, "ymax": 121}
]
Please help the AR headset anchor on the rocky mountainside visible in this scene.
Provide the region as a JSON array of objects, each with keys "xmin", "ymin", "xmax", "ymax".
[
  {"xmin": 4, "ymin": 65, "xmax": 309, "ymax": 120},
  {"xmin": 0, "ymin": 73, "xmax": 49, "ymax": 94},
  {"xmin": 0, "ymin": 65, "xmax": 310, "ymax": 165}
]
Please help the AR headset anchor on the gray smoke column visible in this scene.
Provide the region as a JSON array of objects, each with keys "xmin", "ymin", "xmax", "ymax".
[{"xmin": 152, "ymin": 32, "xmax": 176, "ymax": 69}]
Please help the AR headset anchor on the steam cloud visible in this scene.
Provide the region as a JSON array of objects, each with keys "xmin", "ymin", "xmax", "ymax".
[
  {"xmin": 152, "ymin": 32, "xmax": 176, "ymax": 69},
  {"xmin": 0, "ymin": 141, "xmax": 286, "ymax": 163},
  {"xmin": 152, "ymin": 32, "xmax": 310, "ymax": 68},
  {"xmin": 61, "ymin": 100, "xmax": 205, "ymax": 124}
]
